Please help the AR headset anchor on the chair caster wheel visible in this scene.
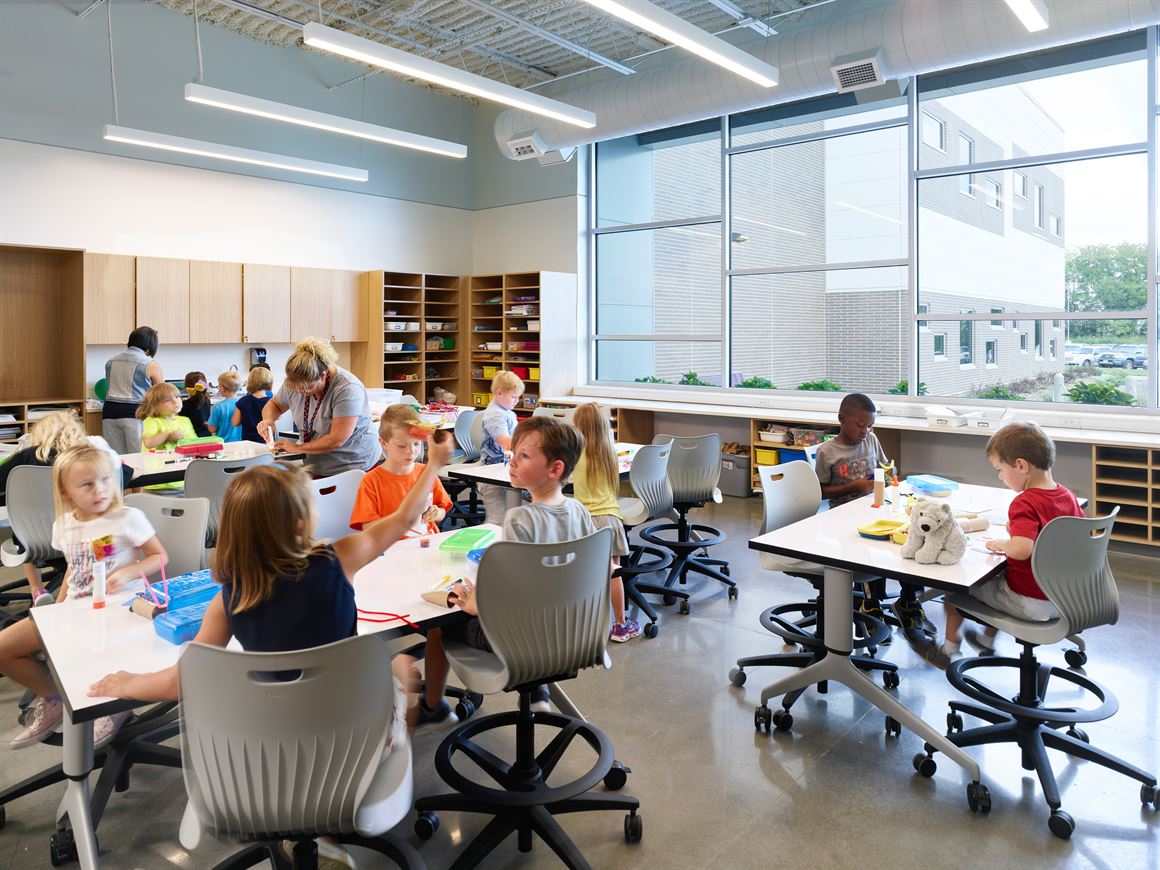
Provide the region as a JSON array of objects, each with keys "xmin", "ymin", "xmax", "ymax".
[
  {"xmin": 1141, "ymin": 783, "xmax": 1158, "ymax": 808},
  {"xmin": 1066, "ymin": 727, "xmax": 1089, "ymax": 744},
  {"xmin": 728, "ymin": 667, "xmax": 746, "ymax": 687},
  {"xmin": 455, "ymin": 698, "xmax": 476, "ymax": 720},
  {"xmin": 885, "ymin": 716, "xmax": 902, "ymax": 738},
  {"xmin": 912, "ymin": 753, "xmax": 937, "ymax": 778},
  {"xmin": 50, "ymin": 829, "xmax": 81, "ymax": 867},
  {"xmin": 866, "ymin": 645, "xmax": 878, "ymax": 657},
  {"xmin": 755, "ymin": 705, "xmax": 772, "ymax": 733},
  {"xmin": 772, "ymin": 709, "xmax": 793, "ymax": 732},
  {"xmin": 643, "ymin": 622, "xmax": 659, "ymax": 639},
  {"xmin": 604, "ymin": 762, "xmax": 630, "ymax": 790},
  {"xmin": 947, "ymin": 712, "xmax": 964, "ymax": 734},
  {"xmin": 1048, "ymin": 810, "xmax": 1075, "ymax": 839},
  {"xmin": 662, "ymin": 594, "xmax": 676, "ymax": 606},
  {"xmin": 882, "ymin": 670, "xmax": 900, "ymax": 689},
  {"xmin": 1064, "ymin": 648, "xmax": 1087, "ymax": 668},
  {"xmin": 415, "ymin": 811, "xmax": 439, "ymax": 840},
  {"xmin": 624, "ymin": 811, "xmax": 643, "ymax": 843},
  {"xmin": 966, "ymin": 782, "xmax": 991, "ymax": 813},
  {"xmin": 678, "ymin": 599, "xmax": 690, "ymax": 616},
  {"xmin": 727, "ymin": 586, "xmax": 738, "ymax": 600}
]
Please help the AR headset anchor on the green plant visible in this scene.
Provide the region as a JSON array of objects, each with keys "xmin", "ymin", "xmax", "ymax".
[
  {"xmin": 972, "ymin": 385, "xmax": 1022, "ymax": 401},
  {"xmin": 679, "ymin": 371, "xmax": 712, "ymax": 386},
  {"xmin": 736, "ymin": 376, "xmax": 776, "ymax": 389},
  {"xmin": 888, "ymin": 380, "xmax": 926, "ymax": 396},
  {"xmin": 1066, "ymin": 380, "xmax": 1136, "ymax": 406},
  {"xmin": 634, "ymin": 375, "xmax": 670, "ymax": 384},
  {"xmin": 797, "ymin": 379, "xmax": 842, "ymax": 392}
]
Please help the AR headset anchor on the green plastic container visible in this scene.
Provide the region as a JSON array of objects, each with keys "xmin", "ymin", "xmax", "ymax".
[{"xmin": 439, "ymin": 527, "xmax": 496, "ymax": 558}]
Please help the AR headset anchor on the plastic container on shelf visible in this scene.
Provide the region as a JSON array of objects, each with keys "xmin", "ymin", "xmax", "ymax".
[
  {"xmin": 482, "ymin": 365, "xmax": 499, "ymax": 378},
  {"xmin": 788, "ymin": 427, "xmax": 827, "ymax": 446},
  {"xmin": 385, "ymin": 342, "xmax": 404, "ymax": 352},
  {"xmin": 510, "ymin": 366, "xmax": 530, "ymax": 380},
  {"xmin": 529, "ymin": 367, "xmax": 540, "ymax": 380},
  {"xmin": 754, "ymin": 447, "xmax": 779, "ymax": 466},
  {"xmin": 720, "ymin": 452, "xmax": 752, "ymax": 498},
  {"xmin": 472, "ymin": 392, "xmax": 492, "ymax": 407}
]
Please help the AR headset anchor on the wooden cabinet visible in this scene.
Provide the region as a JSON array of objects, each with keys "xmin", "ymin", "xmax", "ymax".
[
  {"xmin": 189, "ymin": 260, "xmax": 242, "ymax": 344},
  {"xmin": 1092, "ymin": 445, "xmax": 1160, "ymax": 547},
  {"xmin": 331, "ymin": 270, "xmax": 364, "ymax": 342},
  {"xmin": 242, "ymin": 264, "xmax": 291, "ymax": 343},
  {"xmin": 290, "ymin": 267, "xmax": 363, "ymax": 343},
  {"xmin": 83, "ymin": 253, "xmax": 135, "ymax": 344},
  {"xmin": 136, "ymin": 257, "xmax": 189, "ymax": 343}
]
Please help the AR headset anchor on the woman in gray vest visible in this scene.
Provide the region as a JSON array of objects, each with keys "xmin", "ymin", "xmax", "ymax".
[{"xmin": 101, "ymin": 326, "xmax": 165, "ymax": 454}]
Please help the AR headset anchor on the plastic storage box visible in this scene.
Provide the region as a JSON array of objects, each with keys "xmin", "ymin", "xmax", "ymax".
[
  {"xmin": 720, "ymin": 452, "xmax": 752, "ymax": 497},
  {"xmin": 439, "ymin": 527, "xmax": 497, "ymax": 559},
  {"xmin": 778, "ymin": 448, "xmax": 808, "ymax": 465},
  {"xmin": 755, "ymin": 447, "xmax": 779, "ymax": 466},
  {"xmin": 529, "ymin": 367, "xmax": 540, "ymax": 380},
  {"xmin": 472, "ymin": 392, "xmax": 492, "ymax": 406},
  {"xmin": 482, "ymin": 365, "xmax": 498, "ymax": 378},
  {"xmin": 908, "ymin": 474, "xmax": 960, "ymax": 497},
  {"xmin": 788, "ymin": 428, "xmax": 827, "ymax": 446}
]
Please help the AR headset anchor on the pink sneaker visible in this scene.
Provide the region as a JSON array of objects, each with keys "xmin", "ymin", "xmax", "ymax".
[
  {"xmin": 93, "ymin": 711, "xmax": 132, "ymax": 751},
  {"xmin": 32, "ymin": 589, "xmax": 55, "ymax": 607},
  {"xmin": 6, "ymin": 696, "xmax": 63, "ymax": 749}
]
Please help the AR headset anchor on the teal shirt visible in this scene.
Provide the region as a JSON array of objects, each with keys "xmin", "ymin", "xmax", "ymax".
[{"xmin": 208, "ymin": 397, "xmax": 242, "ymax": 442}]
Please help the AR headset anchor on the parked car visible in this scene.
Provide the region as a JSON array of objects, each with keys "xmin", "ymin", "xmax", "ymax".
[
  {"xmin": 1098, "ymin": 345, "xmax": 1145, "ymax": 368},
  {"xmin": 1121, "ymin": 347, "xmax": 1148, "ymax": 369},
  {"xmin": 1066, "ymin": 345, "xmax": 1111, "ymax": 367}
]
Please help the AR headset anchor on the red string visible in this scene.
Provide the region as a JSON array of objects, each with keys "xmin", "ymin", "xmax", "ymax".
[{"xmin": 357, "ymin": 609, "xmax": 418, "ymax": 629}]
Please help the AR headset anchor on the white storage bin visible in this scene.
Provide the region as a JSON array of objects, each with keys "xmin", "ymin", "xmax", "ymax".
[
  {"xmin": 385, "ymin": 342, "xmax": 404, "ymax": 352},
  {"xmin": 386, "ymin": 322, "xmax": 407, "ymax": 331},
  {"xmin": 406, "ymin": 321, "xmax": 420, "ymax": 330},
  {"xmin": 426, "ymin": 321, "xmax": 444, "ymax": 331}
]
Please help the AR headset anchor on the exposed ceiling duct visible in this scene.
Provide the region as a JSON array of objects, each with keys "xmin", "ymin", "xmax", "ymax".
[{"xmin": 495, "ymin": 0, "xmax": 1160, "ymax": 157}]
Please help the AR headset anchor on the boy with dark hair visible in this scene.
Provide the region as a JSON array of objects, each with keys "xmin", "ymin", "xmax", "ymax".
[{"xmin": 927, "ymin": 421, "xmax": 1083, "ymax": 668}]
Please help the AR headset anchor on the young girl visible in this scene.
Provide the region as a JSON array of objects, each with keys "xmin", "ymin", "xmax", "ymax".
[
  {"xmin": 232, "ymin": 366, "xmax": 274, "ymax": 444},
  {"xmin": 138, "ymin": 383, "xmax": 196, "ymax": 450},
  {"xmin": 180, "ymin": 371, "xmax": 212, "ymax": 438},
  {"xmin": 0, "ymin": 446, "xmax": 167, "ymax": 750},
  {"xmin": 206, "ymin": 371, "xmax": 242, "ymax": 442},
  {"xmin": 572, "ymin": 403, "xmax": 638, "ymax": 642}
]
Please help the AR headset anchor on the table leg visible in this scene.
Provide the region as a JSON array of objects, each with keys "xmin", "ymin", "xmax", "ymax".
[
  {"xmin": 759, "ymin": 566, "xmax": 981, "ymax": 783},
  {"xmin": 59, "ymin": 711, "xmax": 100, "ymax": 869}
]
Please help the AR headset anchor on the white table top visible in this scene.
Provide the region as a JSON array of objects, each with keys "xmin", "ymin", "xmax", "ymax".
[
  {"xmin": 119, "ymin": 439, "xmax": 275, "ymax": 477},
  {"xmin": 749, "ymin": 483, "xmax": 1018, "ymax": 593},
  {"xmin": 32, "ymin": 524, "xmax": 500, "ymax": 723},
  {"xmin": 446, "ymin": 443, "xmax": 641, "ymax": 488}
]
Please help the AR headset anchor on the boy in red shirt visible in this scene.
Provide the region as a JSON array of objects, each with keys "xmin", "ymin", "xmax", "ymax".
[{"xmin": 929, "ymin": 421, "xmax": 1083, "ymax": 668}]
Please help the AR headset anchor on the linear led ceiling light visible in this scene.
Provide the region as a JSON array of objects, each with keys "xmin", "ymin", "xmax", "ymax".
[
  {"xmin": 185, "ymin": 83, "xmax": 467, "ymax": 159},
  {"xmin": 302, "ymin": 22, "xmax": 597, "ymax": 129},
  {"xmin": 580, "ymin": 0, "xmax": 778, "ymax": 88},
  {"xmin": 1002, "ymin": 0, "xmax": 1049, "ymax": 32},
  {"xmin": 102, "ymin": 125, "xmax": 369, "ymax": 181}
]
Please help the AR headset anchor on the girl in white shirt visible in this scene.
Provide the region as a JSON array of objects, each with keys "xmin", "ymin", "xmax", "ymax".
[{"xmin": 0, "ymin": 445, "xmax": 166, "ymax": 750}]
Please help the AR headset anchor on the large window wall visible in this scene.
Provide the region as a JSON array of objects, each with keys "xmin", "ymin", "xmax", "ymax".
[{"xmin": 591, "ymin": 31, "xmax": 1159, "ymax": 410}]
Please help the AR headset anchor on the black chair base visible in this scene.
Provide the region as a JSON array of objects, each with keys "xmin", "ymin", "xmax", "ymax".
[
  {"xmin": 414, "ymin": 691, "xmax": 641, "ymax": 870},
  {"xmin": 403, "ymin": 643, "xmax": 486, "ymax": 721},
  {"xmin": 917, "ymin": 644, "xmax": 1158, "ymax": 839},
  {"xmin": 639, "ymin": 512, "xmax": 734, "ymax": 613},
  {"xmin": 442, "ymin": 479, "xmax": 484, "ymax": 529},
  {"xmin": 615, "ymin": 543, "xmax": 673, "ymax": 637},
  {"xmin": 214, "ymin": 832, "xmax": 424, "ymax": 870}
]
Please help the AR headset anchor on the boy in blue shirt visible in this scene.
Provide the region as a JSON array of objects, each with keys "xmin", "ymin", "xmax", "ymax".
[
  {"xmin": 206, "ymin": 371, "xmax": 242, "ymax": 442},
  {"xmin": 479, "ymin": 370, "xmax": 525, "ymax": 525}
]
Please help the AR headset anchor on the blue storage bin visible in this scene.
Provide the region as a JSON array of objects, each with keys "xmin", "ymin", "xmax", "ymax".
[{"xmin": 154, "ymin": 600, "xmax": 211, "ymax": 645}]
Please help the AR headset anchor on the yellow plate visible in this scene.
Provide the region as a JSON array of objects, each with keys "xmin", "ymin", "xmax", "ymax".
[
  {"xmin": 857, "ymin": 519, "xmax": 907, "ymax": 540},
  {"xmin": 890, "ymin": 526, "xmax": 910, "ymax": 545}
]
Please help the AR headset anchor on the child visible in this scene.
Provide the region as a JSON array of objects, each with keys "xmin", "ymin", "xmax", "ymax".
[
  {"xmin": 0, "ymin": 446, "xmax": 167, "ymax": 749},
  {"xmin": 572, "ymin": 403, "xmax": 638, "ymax": 642},
  {"xmin": 206, "ymin": 371, "xmax": 242, "ymax": 442},
  {"xmin": 139, "ymin": 383, "xmax": 196, "ymax": 450},
  {"xmin": 350, "ymin": 404, "xmax": 453, "ymax": 536},
  {"xmin": 181, "ymin": 372, "xmax": 212, "ymax": 438},
  {"xmin": 0, "ymin": 413, "xmax": 134, "ymax": 606},
  {"xmin": 479, "ymin": 370, "xmax": 525, "ymax": 525},
  {"xmin": 233, "ymin": 366, "xmax": 274, "ymax": 444},
  {"xmin": 928, "ymin": 421, "xmax": 1083, "ymax": 669},
  {"xmin": 444, "ymin": 417, "xmax": 596, "ymax": 712},
  {"xmin": 815, "ymin": 393, "xmax": 930, "ymax": 643}
]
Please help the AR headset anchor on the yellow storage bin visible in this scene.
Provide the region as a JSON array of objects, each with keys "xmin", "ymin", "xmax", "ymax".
[
  {"xmin": 472, "ymin": 392, "xmax": 492, "ymax": 407},
  {"xmin": 755, "ymin": 447, "xmax": 779, "ymax": 466},
  {"xmin": 482, "ymin": 365, "xmax": 499, "ymax": 378},
  {"xmin": 529, "ymin": 367, "xmax": 540, "ymax": 380}
]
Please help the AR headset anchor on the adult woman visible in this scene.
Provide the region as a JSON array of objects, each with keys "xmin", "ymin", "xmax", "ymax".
[
  {"xmin": 101, "ymin": 326, "xmax": 164, "ymax": 454},
  {"xmin": 258, "ymin": 337, "xmax": 380, "ymax": 477}
]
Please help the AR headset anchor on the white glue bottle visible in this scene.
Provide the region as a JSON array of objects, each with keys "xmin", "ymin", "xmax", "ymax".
[{"xmin": 91, "ymin": 559, "xmax": 107, "ymax": 610}]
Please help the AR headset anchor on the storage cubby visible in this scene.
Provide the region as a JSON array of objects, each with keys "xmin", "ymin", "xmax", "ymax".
[{"xmin": 1091, "ymin": 445, "xmax": 1159, "ymax": 546}]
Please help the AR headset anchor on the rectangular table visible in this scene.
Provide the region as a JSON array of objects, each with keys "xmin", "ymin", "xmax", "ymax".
[
  {"xmin": 446, "ymin": 442, "xmax": 642, "ymax": 490},
  {"xmin": 30, "ymin": 524, "xmax": 496, "ymax": 869},
  {"xmin": 747, "ymin": 483, "xmax": 1023, "ymax": 786},
  {"xmin": 119, "ymin": 441, "xmax": 298, "ymax": 488}
]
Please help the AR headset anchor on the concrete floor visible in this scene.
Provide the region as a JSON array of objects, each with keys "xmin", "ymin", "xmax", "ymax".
[{"xmin": 1, "ymin": 496, "xmax": 1158, "ymax": 869}]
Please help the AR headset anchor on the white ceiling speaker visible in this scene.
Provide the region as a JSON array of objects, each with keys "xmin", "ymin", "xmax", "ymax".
[
  {"xmin": 830, "ymin": 48, "xmax": 886, "ymax": 93},
  {"xmin": 503, "ymin": 129, "xmax": 577, "ymax": 165}
]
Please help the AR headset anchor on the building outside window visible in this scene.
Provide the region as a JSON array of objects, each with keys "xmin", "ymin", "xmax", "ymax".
[
  {"xmin": 960, "ymin": 311, "xmax": 974, "ymax": 365},
  {"xmin": 1050, "ymin": 214, "xmax": 1063, "ymax": 236},
  {"xmin": 933, "ymin": 333, "xmax": 946, "ymax": 358},
  {"xmin": 1020, "ymin": 333, "xmax": 1028, "ymax": 352},
  {"xmin": 991, "ymin": 307, "xmax": 1004, "ymax": 327},
  {"xmin": 986, "ymin": 339, "xmax": 998, "ymax": 365},
  {"xmin": 922, "ymin": 112, "xmax": 946, "ymax": 150},
  {"xmin": 959, "ymin": 134, "xmax": 975, "ymax": 195},
  {"xmin": 1015, "ymin": 171, "xmax": 1028, "ymax": 197},
  {"xmin": 1035, "ymin": 320, "xmax": 1044, "ymax": 357},
  {"xmin": 983, "ymin": 179, "xmax": 1001, "ymax": 208},
  {"xmin": 1034, "ymin": 183, "xmax": 1045, "ymax": 228}
]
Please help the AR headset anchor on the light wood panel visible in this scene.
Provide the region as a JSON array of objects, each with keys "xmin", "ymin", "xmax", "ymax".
[
  {"xmin": 243, "ymin": 263, "xmax": 291, "ymax": 343},
  {"xmin": 189, "ymin": 260, "xmax": 242, "ymax": 343},
  {"xmin": 330, "ymin": 270, "xmax": 365, "ymax": 342},
  {"xmin": 83, "ymin": 253, "xmax": 135, "ymax": 344},
  {"xmin": 136, "ymin": 257, "xmax": 189, "ymax": 343},
  {"xmin": 290, "ymin": 267, "xmax": 332, "ymax": 342}
]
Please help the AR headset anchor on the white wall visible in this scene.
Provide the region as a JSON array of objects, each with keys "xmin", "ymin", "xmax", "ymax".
[{"xmin": 471, "ymin": 196, "xmax": 583, "ymax": 274}]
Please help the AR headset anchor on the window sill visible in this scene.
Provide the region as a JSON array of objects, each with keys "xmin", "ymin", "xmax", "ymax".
[
  {"xmin": 932, "ymin": 355, "xmax": 947, "ymax": 362},
  {"xmin": 960, "ymin": 363, "xmax": 976, "ymax": 370},
  {"xmin": 985, "ymin": 364, "xmax": 998, "ymax": 369}
]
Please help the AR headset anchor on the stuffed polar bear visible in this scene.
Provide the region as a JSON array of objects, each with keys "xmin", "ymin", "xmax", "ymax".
[{"xmin": 899, "ymin": 497, "xmax": 966, "ymax": 565}]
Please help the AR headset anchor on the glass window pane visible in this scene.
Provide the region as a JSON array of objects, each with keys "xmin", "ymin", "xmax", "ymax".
[
  {"xmin": 595, "ymin": 340, "xmax": 722, "ymax": 385},
  {"xmin": 921, "ymin": 112, "xmax": 945, "ymax": 150},
  {"xmin": 595, "ymin": 225, "xmax": 722, "ymax": 335},
  {"xmin": 918, "ymin": 154, "xmax": 1146, "ymax": 314},
  {"xmin": 920, "ymin": 55, "xmax": 1146, "ymax": 166},
  {"xmin": 731, "ymin": 267, "xmax": 906, "ymax": 394},
  {"xmin": 595, "ymin": 122, "xmax": 721, "ymax": 227},
  {"xmin": 730, "ymin": 97, "xmax": 904, "ymax": 149},
  {"xmin": 730, "ymin": 126, "xmax": 906, "ymax": 270}
]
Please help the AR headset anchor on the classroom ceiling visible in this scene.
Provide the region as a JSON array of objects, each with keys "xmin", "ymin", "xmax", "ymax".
[{"xmin": 147, "ymin": 0, "xmax": 828, "ymax": 91}]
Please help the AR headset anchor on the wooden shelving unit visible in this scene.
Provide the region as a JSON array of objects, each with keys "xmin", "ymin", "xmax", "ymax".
[
  {"xmin": 0, "ymin": 399, "xmax": 86, "ymax": 444},
  {"xmin": 1092, "ymin": 445, "xmax": 1160, "ymax": 547},
  {"xmin": 422, "ymin": 274, "xmax": 464, "ymax": 403}
]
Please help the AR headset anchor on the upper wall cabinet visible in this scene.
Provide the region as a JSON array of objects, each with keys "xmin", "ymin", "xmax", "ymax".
[
  {"xmin": 136, "ymin": 257, "xmax": 189, "ymax": 344},
  {"xmin": 290, "ymin": 268, "xmax": 364, "ymax": 343},
  {"xmin": 189, "ymin": 260, "xmax": 242, "ymax": 344},
  {"xmin": 243, "ymin": 264, "xmax": 291, "ymax": 344},
  {"xmin": 83, "ymin": 253, "xmax": 135, "ymax": 345},
  {"xmin": 331, "ymin": 270, "xmax": 365, "ymax": 342}
]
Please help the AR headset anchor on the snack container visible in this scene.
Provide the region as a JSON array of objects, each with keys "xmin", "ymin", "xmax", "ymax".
[{"xmin": 439, "ymin": 527, "xmax": 497, "ymax": 559}]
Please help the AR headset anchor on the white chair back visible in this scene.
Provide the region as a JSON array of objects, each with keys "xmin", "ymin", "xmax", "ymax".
[
  {"xmin": 308, "ymin": 469, "xmax": 365, "ymax": 542},
  {"xmin": 454, "ymin": 409, "xmax": 479, "ymax": 462},
  {"xmin": 532, "ymin": 406, "xmax": 576, "ymax": 425},
  {"xmin": 0, "ymin": 466, "xmax": 58, "ymax": 567},
  {"xmin": 653, "ymin": 433, "xmax": 721, "ymax": 503},
  {"xmin": 184, "ymin": 454, "xmax": 276, "ymax": 547},
  {"xmin": 1031, "ymin": 509, "xmax": 1120, "ymax": 635},
  {"xmin": 757, "ymin": 462, "xmax": 823, "ymax": 574},
  {"xmin": 627, "ymin": 443, "xmax": 674, "ymax": 523},
  {"xmin": 124, "ymin": 494, "xmax": 210, "ymax": 576}
]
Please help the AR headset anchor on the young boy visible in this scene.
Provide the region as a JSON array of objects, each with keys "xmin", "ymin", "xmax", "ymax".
[
  {"xmin": 349, "ymin": 404, "xmax": 456, "ymax": 730},
  {"xmin": 479, "ymin": 370, "xmax": 526, "ymax": 525},
  {"xmin": 927, "ymin": 421, "xmax": 1083, "ymax": 669},
  {"xmin": 233, "ymin": 366, "xmax": 274, "ymax": 444},
  {"xmin": 815, "ymin": 393, "xmax": 931, "ymax": 643},
  {"xmin": 445, "ymin": 416, "xmax": 596, "ymax": 711},
  {"xmin": 206, "ymin": 371, "xmax": 242, "ymax": 442}
]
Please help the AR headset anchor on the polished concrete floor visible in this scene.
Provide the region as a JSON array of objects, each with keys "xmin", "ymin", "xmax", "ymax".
[{"xmin": 1, "ymin": 496, "xmax": 1158, "ymax": 869}]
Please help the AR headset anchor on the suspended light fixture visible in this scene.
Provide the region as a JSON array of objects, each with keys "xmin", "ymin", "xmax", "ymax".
[
  {"xmin": 302, "ymin": 22, "xmax": 597, "ymax": 129},
  {"xmin": 1002, "ymin": 0, "xmax": 1049, "ymax": 32},
  {"xmin": 185, "ymin": 83, "xmax": 467, "ymax": 159},
  {"xmin": 580, "ymin": 0, "xmax": 778, "ymax": 88}
]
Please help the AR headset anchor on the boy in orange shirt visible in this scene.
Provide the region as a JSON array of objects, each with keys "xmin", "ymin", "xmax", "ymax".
[{"xmin": 350, "ymin": 404, "xmax": 453, "ymax": 536}]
